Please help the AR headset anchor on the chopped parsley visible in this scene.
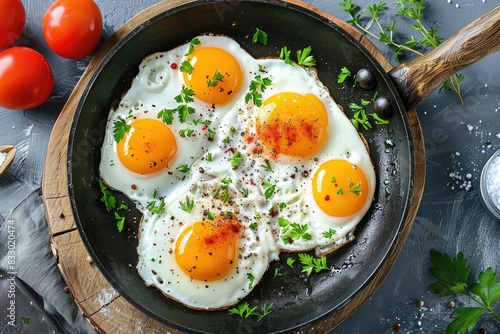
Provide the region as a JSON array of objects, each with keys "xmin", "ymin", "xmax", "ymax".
[
  {"xmin": 114, "ymin": 212, "xmax": 125, "ymax": 232},
  {"xmin": 322, "ymin": 228, "xmax": 337, "ymax": 238},
  {"xmin": 207, "ymin": 70, "xmax": 224, "ymax": 87},
  {"xmin": 157, "ymin": 86, "xmax": 195, "ymax": 124},
  {"xmin": 185, "ymin": 37, "xmax": 201, "ymax": 56},
  {"xmin": 229, "ymin": 302, "xmax": 272, "ymax": 322},
  {"xmin": 298, "ymin": 253, "xmax": 330, "ymax": 276},
  {"xmin": 180, "ymin": 60, "xmax": 194, "ymax": 74},
  {"xmin": 99, "ymin": 180, "xmax": 116, "ymax": 212},
  {"xmin": 252, "ymin": 28, "xmax": 268, "ymax": 45},
  {"xmin": 337, "ymin": 66, "xmax": 352, "ymax": 83},
  {"xmin": 245, "ymin": 75, "xmax": 272, "ymax": 107},
  {"xmin": 297, "ymin": 46, "xmax": 316, "ymax": 66},
  {"xmin": 247, "ymin": 273, "xmax": 255, "ymax": 289},
  {"xmin": 279, "ymin": 46, "xmax": 293, "ymax": 65},
  {"xmin": 112, "ymin": 118, "xmax": 131, "ymax": 143},
  {"xmin": 278, "ymin": 217, "xmax": 312, "ymax": 244},
  {"xmin": 263, "ymin": 181, "xmax": 276, "ymax": 199},
  {"xmin": 180, "ymin": 196, "xmax": 194, "ymax": 213},
  {"xmin": 229, "ymin": 149, "xmax": 244, "ymax": 167},
  {"xmin": 148, "ymin": 198, "xmax": 166, "ymax": 215},
  {"xmin": 176, "ymin": 164, "xmax": 190, "ymax": 173}
]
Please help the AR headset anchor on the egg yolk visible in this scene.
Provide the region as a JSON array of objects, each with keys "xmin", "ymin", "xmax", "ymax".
[
  {"xmin": 256, "ymin": 92, "xmax": 328, "ymax": 158},
  {"xmin": 312, "ymin": 159, "xmax": 369, "ymax": 217},
  {"xmin": 117, "ymin": 118, "xmax": 177, "ymax": 174},
  {"xmin": 182, "ymin": 47, "xmax": 242, "ymax": 105},
  {"xmin": 175, "ymin": 216, "xmax": 241, "ymax": 281}
]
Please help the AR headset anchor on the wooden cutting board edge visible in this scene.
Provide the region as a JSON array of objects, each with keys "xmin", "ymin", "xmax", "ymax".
[{"xmin": 40, "ymin": 0, "xmax": 426, "ymax": 333}]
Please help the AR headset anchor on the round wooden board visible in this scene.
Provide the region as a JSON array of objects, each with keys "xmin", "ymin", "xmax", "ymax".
[{"xmin": 41, "ymin": 0, "xmax": 425, "ymax": 333}]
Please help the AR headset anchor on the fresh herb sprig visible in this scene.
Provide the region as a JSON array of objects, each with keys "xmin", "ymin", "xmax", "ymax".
[
  {"xmin": 340, "ymin": 0, "xmax": 465, "ymax": 104},
  {"xmin": 349, "ymin": 100, "xmax": 389, "ymax": 130},
  {"xmin": 112, "ymin": 118, "xmax": 131, "ymax": 143},
  {"xmin": 157, "ymin": 85, "xmax": 195, "ymax": 124},
  {"xmin": 279, "ymin": 46, "xmax": 316, "ymax": 67},
  {"xmin": 99, "ymin": 180, "xmax": 128, "ymax": 232},
  {"xmin": 252, "ymin": 28, "xmax": 268, "ymax": 45},
  {"xmin": 229, "ymin": 301, "xmax": 273, "ymax": 322},
  {"xmin": 298, "ymin": 253, "xmax": 330, "ymax": 276},
  {"xmin": 245, "ymin": 75, "xmax": 272, "ymax": 107},
  {"xmin": 278, "ymin": 217, "xmax": 312, "ymax": 244},
  {"xmin": 429, "ymin": 249, "xmax": 500, "ymax": 333}
]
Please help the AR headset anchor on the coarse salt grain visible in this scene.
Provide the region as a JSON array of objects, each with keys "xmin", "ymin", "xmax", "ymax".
[
  {"xmin": 0, "ymin": 152, "xmax": 6, "ymax": 167},
  {"xmin": 486, "ymin": 156, "xmax": 500, "ymax": 210}
]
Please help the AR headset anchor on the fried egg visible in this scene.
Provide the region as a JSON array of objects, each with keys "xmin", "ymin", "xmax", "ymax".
[
  {"xmin": 137, "ymin": 181, "xmax": 279, "ymax": 310},
  {"xmin": 100, "ymin": 34, "xmax": 376, "ymax": 310},
  {"xmin": 99, "ymin": 35, "xmax": 259, "ymax": 208}
]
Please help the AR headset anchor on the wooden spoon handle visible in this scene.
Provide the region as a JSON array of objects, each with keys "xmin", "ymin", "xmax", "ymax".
[{"xmin": 388, "ymin": 5, "xmax": 500, "ymax": 110}]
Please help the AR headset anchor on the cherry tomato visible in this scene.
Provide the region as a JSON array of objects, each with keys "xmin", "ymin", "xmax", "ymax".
[
  {"xmin": 43, "ymin": 0, "xmax": 103, "ymax": 59},
  {"xmin": 0, "ymin": 0, "xmax": 26, "ymax": 49},
  {"xmin": 0, "ymin": 47, "xmax": 54, "ymax": 110}
]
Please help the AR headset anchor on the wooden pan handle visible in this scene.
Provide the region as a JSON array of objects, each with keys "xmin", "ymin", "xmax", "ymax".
[{"xmin": 388, "ymin": 5, "xmax": 500, "ymax": 110}]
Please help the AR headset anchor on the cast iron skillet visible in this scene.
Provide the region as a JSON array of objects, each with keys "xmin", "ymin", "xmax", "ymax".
[{"xmin": 67, "ymin": 1, "xmax": 500, "ymax": 333}]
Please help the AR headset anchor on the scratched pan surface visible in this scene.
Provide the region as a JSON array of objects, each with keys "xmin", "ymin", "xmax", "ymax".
[{"xmin": 68, "ymin": 1, "xmax": 413, "ymax": 333}]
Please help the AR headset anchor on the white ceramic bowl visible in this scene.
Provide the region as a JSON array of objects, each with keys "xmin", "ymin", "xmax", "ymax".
[{"xmin": 480, "ymin": 149, "xmax": 500, "ymax": 220}]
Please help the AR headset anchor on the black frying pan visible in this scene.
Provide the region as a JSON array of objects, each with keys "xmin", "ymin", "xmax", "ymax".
[{"xmin": 67, "ymin": 1, "xmax": 500, "ymax": 333}]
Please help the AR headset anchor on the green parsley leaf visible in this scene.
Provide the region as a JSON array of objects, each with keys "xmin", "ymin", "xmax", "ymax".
[
  {"xmin": 112, "ymin": 118, "xmax": 131, "ymax": 143},
  {"xmin": 247, "ymin": 273, "xmax": 255, "ymax": 289},
  {"xmin": 206, "ymin": 152, "xmax": 213, "ymax": 161},
  {"xmin": 322, "ymin": 228, "xmax": 336, "ymax": 238},
  {"xmin": 20, "ymin": 316, "xmax": 30, "ymax": 325},
  {"xmin": 185, "ymin": 37, "xmax": 201, "ymax": 56},
  {"xmin": 298, "ymin": 253, "xmax": 329, "ymax": 276},
  {"xmin": 429, "ymin": 249, "xmax": 500, "ymax": 333},
  {"xmin": 337, "ymin": 67, "xmax": 351, "ymax": 83},
  {"xmin": 114, "ymin": 211, "xmax": 125, "ymax": 232},
  {"xmin": 274, "ymin": 268, "xmax": 283, "ymax": 278},
  {"xmin": 279, "ymin": 46, "xmax": 293, "ymax": 65},
  {"xmin": 176, "ymin": 164, "xmax": 190, "ymax": 173},
  {"xmin": 252, "ymin": 28, "xmax": 268, "ymax": 45},
  {"xmin": 281, "ymin": 221, "xmax": 312, "ymax": 244},
  {"xmin": 180, "ymin": 60, "xmax": 194, "ymax": 74},
  {"xmin": 245, "ymin": 75, "xmax": 272, "ymax": 107},
  {"xmin": 148, "ymin": 198, "xmax": 166, "ymax": 215},
  {"xmin": 297, "ymin": 46, "xmax": 316, "ymax": 67},
  {"xmin": 229, "ymin": 149, "xmax": 244, "ymax": 167},
  {"xmin": 117, "ymin": 203, "xmax": 128, "ymax": 211},
  {"xmin": 429, "ymin": 250, "xmax": 470, "ymax": 297},
  {"xmin": 228, "ymin": 301, "xmax": 272, "ymax": 322},
  {"xmin": 263, "ymin": 181, "xmax": 276, "ymax": 199},
  {"xmin": 206, "ymin": 210, "xmax": 215, "ymax": 220},
  {"xmin": 286, "ymin": 257, "xmax": 295, "ymax": 268},
  {"xmin": 207, "ymin": 70, "xmax": 224, "ymax": 87},
  {"xmin": 180, "ymin": 196, "xmax": 194, "ymax": 213},
  {"xmin": 157, "ymin": 108, "xmax": 175, "ymax": 125},
  {"xmin": 99, "ymin": 179, "xmax": 116, "ymax": 212}
]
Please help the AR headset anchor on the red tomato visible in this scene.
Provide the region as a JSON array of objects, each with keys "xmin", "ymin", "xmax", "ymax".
[
  {"xmin": 0, "ymin": 0, "xmax": 26, "ymax": 49},
  {"xmin": 43, "ymin": 0, "xmax": 103, "ymax": 59},
  {"xmin": 0, "ymin": 47, "xmax": 54, "ymax": 110}
]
